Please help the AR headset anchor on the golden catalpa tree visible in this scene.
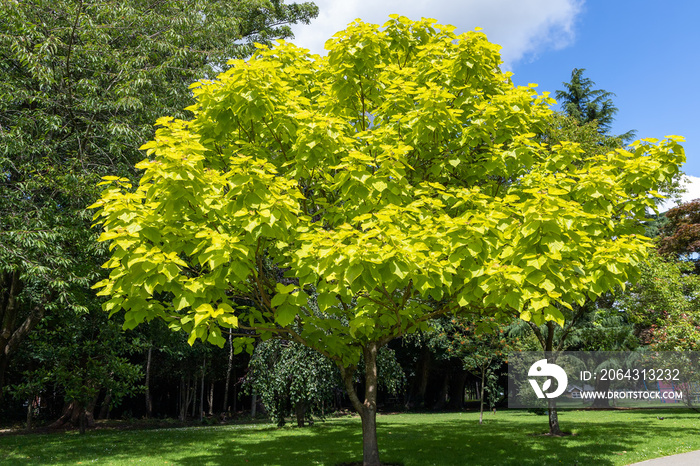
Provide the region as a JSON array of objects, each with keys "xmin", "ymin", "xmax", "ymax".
[{"xmin": 90, "ymin": 16, "xmax": 684, "ymax": 465}]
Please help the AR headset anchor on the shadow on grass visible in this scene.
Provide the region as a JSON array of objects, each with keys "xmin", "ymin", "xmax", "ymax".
[{"xmin": 1, "ymin": 410, "xmax": 699, "ymax": 465}]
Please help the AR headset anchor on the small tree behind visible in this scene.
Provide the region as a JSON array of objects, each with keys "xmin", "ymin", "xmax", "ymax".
[
  {"xmin": 658, "ymin": 200, "xmax": 700, "ymax": 266},
  {"xmin": 431, "ymin": 316, "xmax": 515, "ymax": 424},
  {"xmin": 244, "ymin": 339, "xmax": 339, "ymax": 427}
]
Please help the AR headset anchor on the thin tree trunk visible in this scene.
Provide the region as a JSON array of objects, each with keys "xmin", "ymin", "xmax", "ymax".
[
  {"xmin": 233, "ymin": 366, "xmax": 237, "ymax": 415},
  {"xmin": 191, "ymin": 376, "xmax": 197, "ymax": 418},
  {"xmin": 199, "ymin": 358, "xmax": 205, "ymax": 422},
  {"xmin": 295, "ymin": 402, "xmax": 307, "ymax": 427},
  {"xmin": 545, "ymin": 322, "xmax": 562, "ymax": 435},
  {"xmin": 447, "ymin": 368, "xmax": 467, "ymax": 410},
  {"xmin": 433, "ymin": 371, "xmax": 450, "ymax": 410},
  {"xmin": 0, "ymin": 271, "xmax": 23, "ymax": 399},
  {"xmin": 180, "ymin": 375, "xmax": 195, "ymax": 421},
  {"xmin": 251, "ymin": 391, "xmax": 257, "ymax": 418},
  {"xmin": 223, "ymin": 333, "xmax": 233, "ymax": 414},
  {"xmin": 99, "ymin": 390, "xmax": 112, "ymax": 420},
  {"xmin": 414, "ymin": 345, "xmax": 431, "ymax": 407},
  {"xmin": 145, "ymin": 346, "xmax": 153, "ymax": 417},
  {"xmin": 208, "ymin": 380, "xmax": 214, "ymax": 416},
  {"xmin": 361, "ymin": 343, "xmax": 381, "ymax": 466},
  {"xmin": 0, "ymin": 357, "xmax": 8, "ymax": 402},
  {"xmin": 79, "ymin": 410, "xmax": 86, "ymax": 435},
  {"xmin": 479, "ymin": 365, "xmax": 486, "ymax": 425},
  {"xmin": 26, "ymin": 396, "xmax": 33, "ymax": 430},
  {"xmin": 0, "ymin": 273, "xmax": 52, "ymax": 400},
  {"xmin": 339, "ymin": 342, "xmax": 382, "ymax": 466},
  {"xmin": 179, "ymin": 376, "xmax": 185, "ymax": 421},
  {"xmin": 548, "ymin": 398, "xmax": 562, "ymax": 435},
  {"xmin": 591, "ymin": 377, "xmax": 611, "ymax": 408}
]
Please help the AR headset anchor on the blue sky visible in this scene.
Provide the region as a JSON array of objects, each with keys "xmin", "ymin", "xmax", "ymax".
[
  {"xmin": 511, "ymin": 1, "xmax": 700, "ymax": 200},
  {"xmin": 288, "ymin": 0, "xmax": 700, "ymax": 208}
]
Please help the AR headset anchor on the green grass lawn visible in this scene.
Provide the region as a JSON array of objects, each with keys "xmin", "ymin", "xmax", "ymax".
[{"xmin": 1, "ymin": 410, "xmax": 699, "ymax": 465}]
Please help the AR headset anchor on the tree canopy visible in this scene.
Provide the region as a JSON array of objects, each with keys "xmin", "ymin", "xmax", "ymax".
[
  {"xmin": 622, "ymin": 252, "xmax": 700, "ymax": 351},
  {"xmin": 658, "ymin": 199, "xmax": 700, "ymax": 263},
  {"xmin": 90, "ymin": 16, "xmax": 685, "ymax": 465},
  {"xmin": 0, "ymin": 0, "xmax": 318, "ymax": 399}
]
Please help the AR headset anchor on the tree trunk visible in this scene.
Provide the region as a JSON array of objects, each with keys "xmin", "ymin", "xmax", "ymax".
[
  {"xmin": 295, "ymin": 402, "xmax": 307, "ymax": 427},
  {"xmin": 79, "ymin": 410, "xmax": 86, "ymax": 435},
  {"xmin": 49, "ymin": 401, "xmax": 74, "ymax": 428},
  {"xmin": 339, "ymin": 342, "xmax": 382, "ymax": 466},
  {"xmin": 179, "ymin": 376, "xmax": 185, "ymax": 421},
  {"xmin": 479, "ymin": 365, "xmax": 486, "ymax": 425},
  {"xmin": 191, "ymin": 376, "xmax": 197, "ymax": 418},
  {"xmin": 0, "ymin": 356, "xmax": 8, "ymax": 402},
  {"xmin": 99, "ymin": 390, "xmax": 112, "ymax": 420},
  {"xmin": 223, "ymin": 333, "xmax": 233, "ymax": 414},
  {"xmin": 0, "ymin": 272, "xmax": 52, "ymax": 400},
  {"xmin": 233, "ymin": 370, "xmax": 237, "ymax": 415},
  {"xmin": 548, "ymin": 398, "xmax": 562, "ymax": 435},
  {"xmin": 179, "ymin": 375, "xmax": 194, "ymax": 421},
  {"xmin": 0, "ymin": 271, "xmax": 23, "ymax": 398},
  {"xmin": 591, "ymin": 377, "xmax": 611, "ymax": 408},
  {"xmin": 251, "ymin": 391, "xmax": 257, "ymax": 418},
  {"xmin": 433, "ymin": 371, "xmax": 450, "ymax": 410},
  {"xmin": 26, "ymin": 396, "xmax": 33, "ymax": 430},
  {"xmin": 544, "ymin": 324, "xmax": 562, "ymax": 435},
  {"xmin": 199, "ymin": 358, "xmax": 205, "ymax": 422},
  {"xmin": 208, "ymin": 380, "xmax": 214, "ymax": 416},
  {"xmin": 409, "ymin": 345, "xmax": 431, "ymax": 408},
  {"xmin": 145, "ymin": 346, "xmax": 153, "ymax": 417},
  {"xmin": 447, "ymin": 368, "xmax": 467, "ymax": 410},
  {"xmin": 359, "ymin": 405, "xmax": 379, "ymax": 466},
  {"xmin": 83, "ymin": 394, "xmax": 98, "ymax": 429},
  {"xmin": 50, "ymin": 398, "xmax": 96, "ymax": 432}
]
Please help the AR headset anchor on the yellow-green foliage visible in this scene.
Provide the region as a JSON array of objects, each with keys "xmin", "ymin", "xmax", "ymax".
[{"xmin": 90, "ymin": 16, "xmax": 685, "ymax": 365}]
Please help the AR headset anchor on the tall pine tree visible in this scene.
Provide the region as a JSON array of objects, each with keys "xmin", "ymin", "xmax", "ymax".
[{"xmin": 556, "ymin": 68, "xmax": 635, "ymax": 140}]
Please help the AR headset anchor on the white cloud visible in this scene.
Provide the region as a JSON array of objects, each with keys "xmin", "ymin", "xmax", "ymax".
[
  {"xmin": 289, "ymin": 0, "xmax": 584, "ymax": 65},
  {"xmin": 658, "ymin": 175, "xmax": 700, "ymax": 213}
]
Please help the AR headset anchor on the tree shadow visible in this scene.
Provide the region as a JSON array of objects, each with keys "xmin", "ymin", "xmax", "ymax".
[
  {"xmin": 1, "ymin": 410, "xmax": 698, "ymax": 465},
  {"xmin": 172, "ymin": 410, "xmax": 700, "ymax": 465}
]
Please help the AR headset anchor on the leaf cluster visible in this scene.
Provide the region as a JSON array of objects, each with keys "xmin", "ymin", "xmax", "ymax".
[{"xmin": 90, "ymin": 16, "xmax": 686, "ymax": 369}]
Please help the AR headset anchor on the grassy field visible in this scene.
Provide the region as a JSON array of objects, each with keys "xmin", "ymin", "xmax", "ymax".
[{"xmin": 1, "ymin": 410, "xmax": 700, "ymax": 465}]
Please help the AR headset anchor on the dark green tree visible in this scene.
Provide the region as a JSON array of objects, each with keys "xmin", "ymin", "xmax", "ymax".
[
  {"xmin": 543, "ymin": 113, "xmax": 623, "ymax": 157},
  {"xmin": 430, "ymin": 315, "xmax": 517, "ymax": 424},
  {"xmin": 243, "ymin": 339, "xmax": 340, "ymax": 427},
  {"xmin": 243, "ymin": 339, "xmax": 404, "ymax": 427},
  {"xmin": 0, "ymin": 0, "xmax": 318, "ymax": 398},
  {"xmin": 622, "ymin": 252, "xmax": 700, "ymax": 351},
  {"xmin": 556, "ymin": 68, "xmax": 634, "ymax": 140},
  {"xmin": 11, "ymin": 310, "xmax": 143, "ymax": 433}
]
